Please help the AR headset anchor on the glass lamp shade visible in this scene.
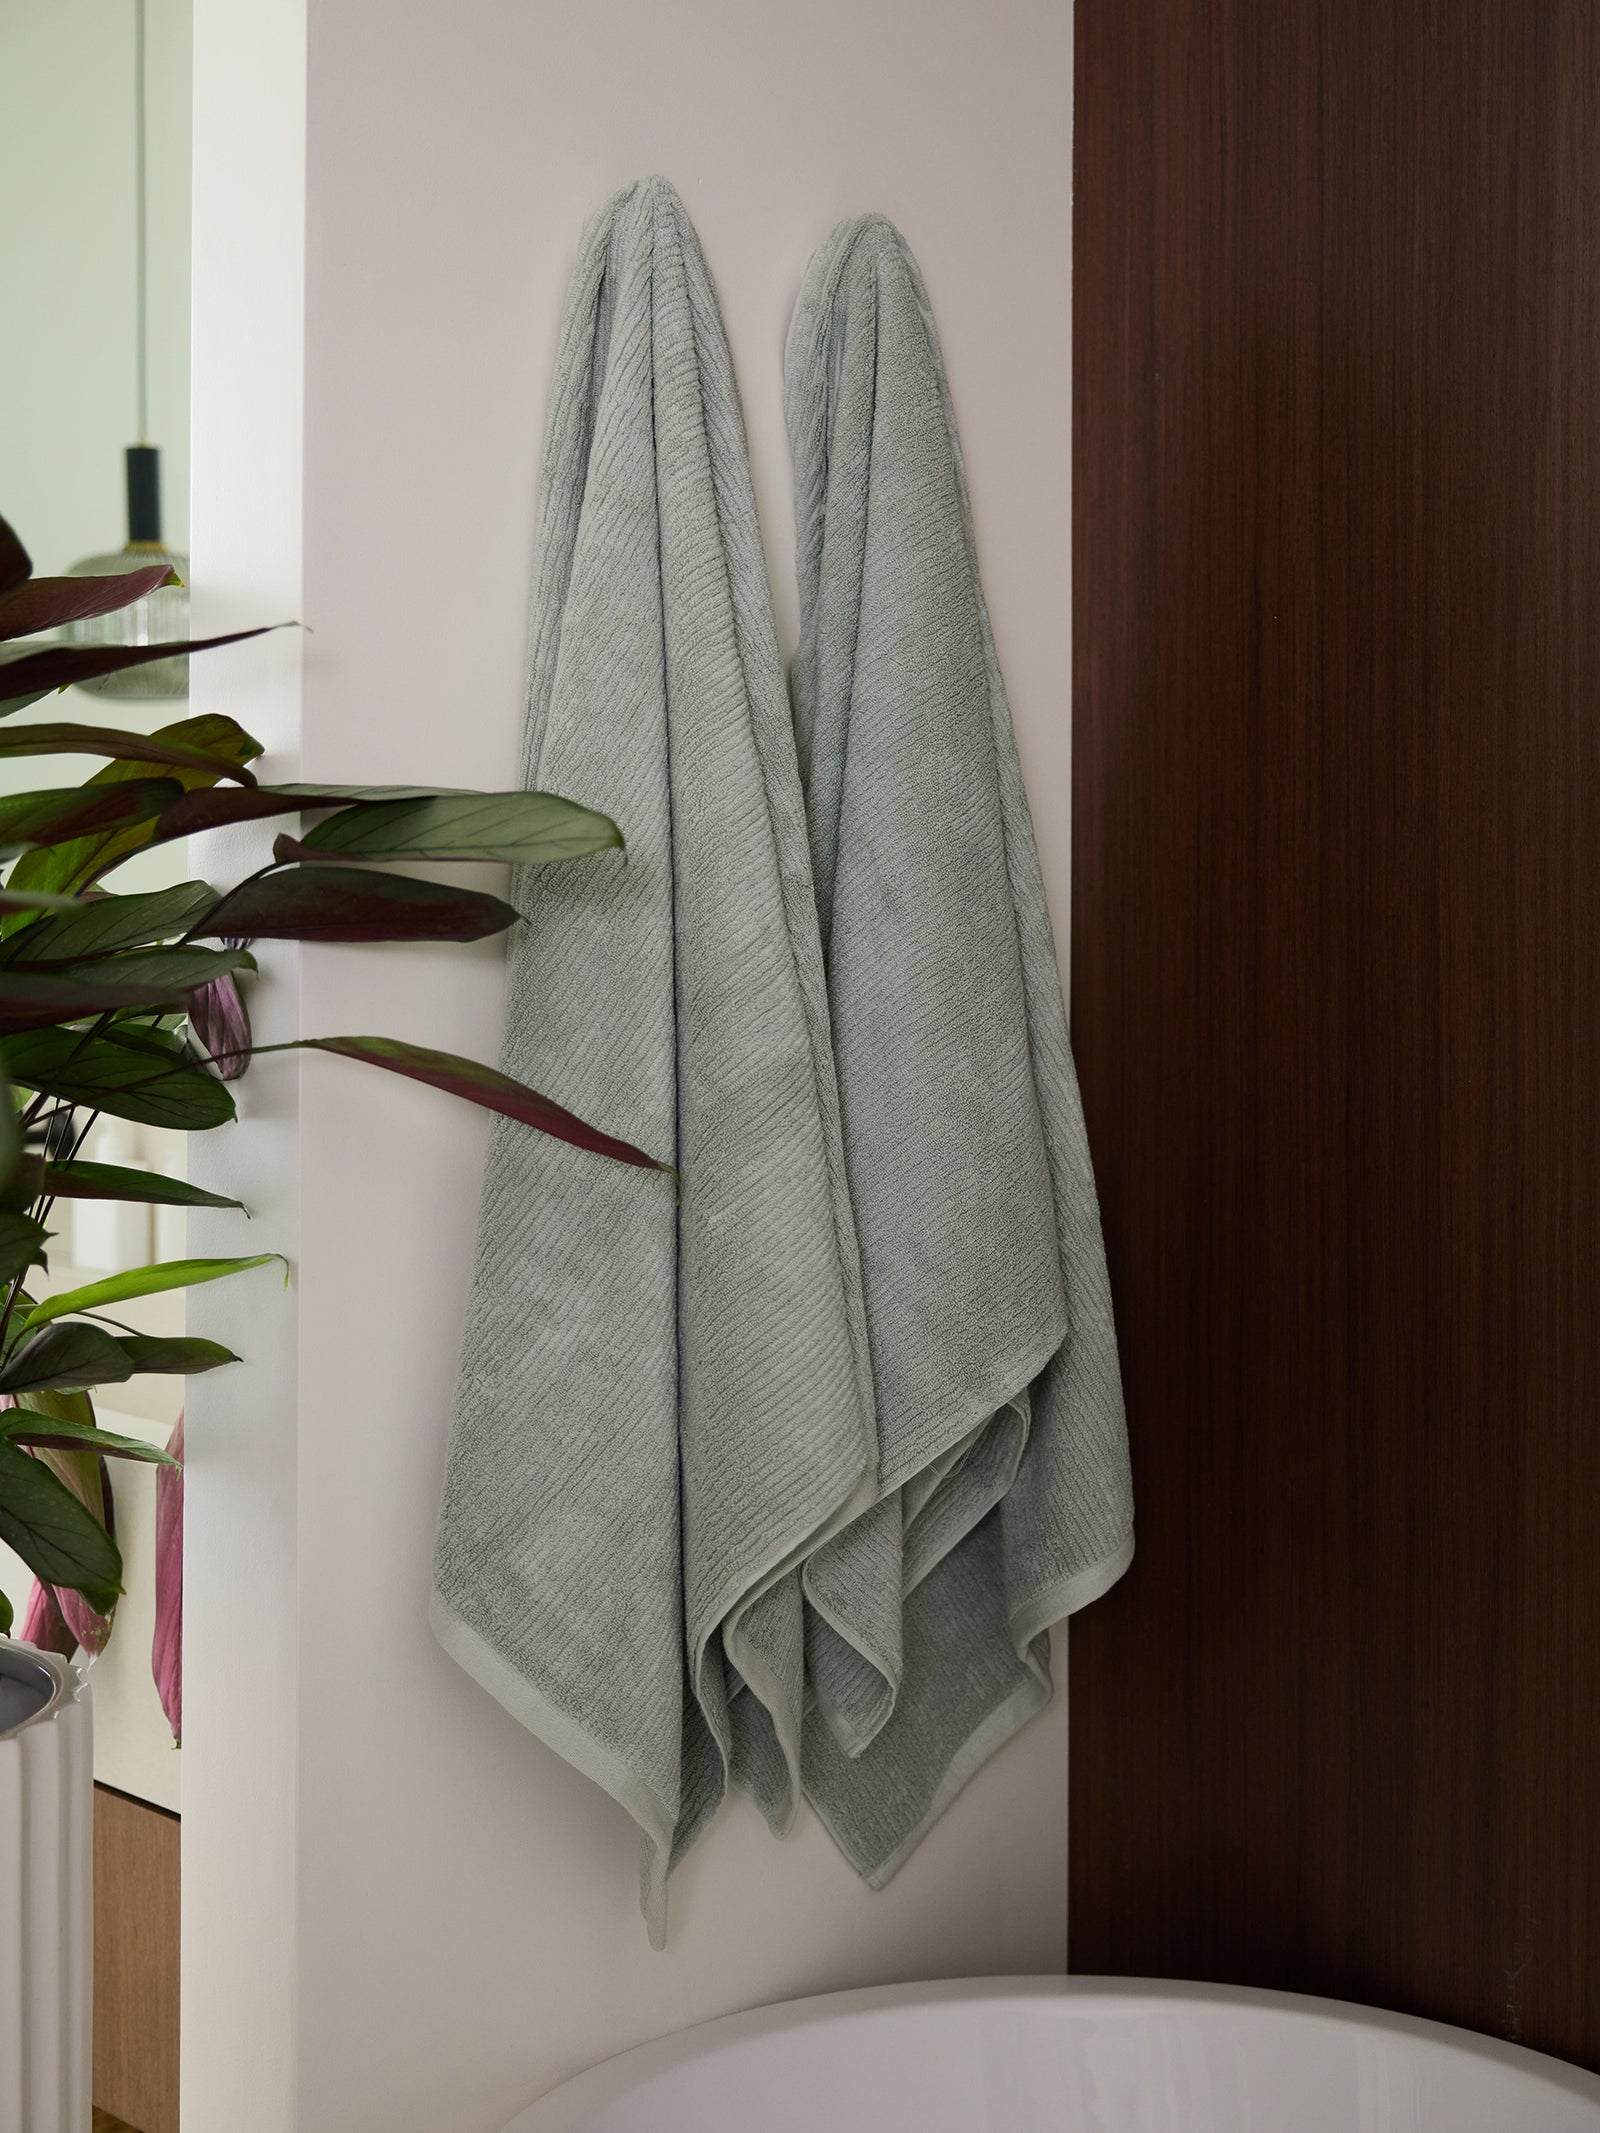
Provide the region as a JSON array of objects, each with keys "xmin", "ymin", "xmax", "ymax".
[
  {"xmin": 59, "ymin": 541, "xmax": 190, "ymax": 700},
  {"xmin": 60, "ymin": 445, "xmax": 189, "ymax": 699}
]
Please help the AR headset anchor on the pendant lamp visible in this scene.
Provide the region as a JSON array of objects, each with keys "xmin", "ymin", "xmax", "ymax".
[{"xmin": 60, "ymin": 0, "xmax": 189, "ymax": 699}]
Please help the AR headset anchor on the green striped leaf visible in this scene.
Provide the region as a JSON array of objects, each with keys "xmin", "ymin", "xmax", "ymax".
[
  {"xmin": 289, "ymin": 790, "xmax": 622, "ymax": 866},
  {"xmin": 6, "ymin": 1025, "xmax": 237, "ymax": 1130},
  {"xmin": 23, "ymin": 1252, "xmax": 286, "ymax": 1328},
  {"xmin": 0, "ymin": 1412, "xmax": 179, "ymax": 1465}
]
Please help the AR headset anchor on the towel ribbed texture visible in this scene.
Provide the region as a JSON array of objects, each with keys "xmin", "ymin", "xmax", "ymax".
[
  {"xmin": 780, "ymin": 215, "xmax": 1135, "ymax": 1884},
  {"xmin": 431, "ymin": 179, "xmax": 875, "ymax": 1944},
  {"xmin": 433, "ymin": 184, "xmax": 1134, "ymax": 1939}
]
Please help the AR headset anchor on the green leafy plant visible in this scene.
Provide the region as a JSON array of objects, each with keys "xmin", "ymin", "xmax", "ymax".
[{"xmin": 0, "ymin": 511, "xmax": 662, "ymax": 1644}]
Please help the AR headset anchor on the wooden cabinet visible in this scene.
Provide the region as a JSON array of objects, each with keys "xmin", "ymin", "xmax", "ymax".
[
  {"xmin": 1071, "ymin": 0, "xmax": 1600, "ymax": 2068},
  {"xmin": 94, "ymin": 1785, "xmax": 179, "ymax": 2133}
]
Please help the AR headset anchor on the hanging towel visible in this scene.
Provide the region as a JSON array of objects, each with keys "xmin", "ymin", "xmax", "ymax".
[
  {"xmin": 782, "ymin": 215, "xmax": 1135, "ymax": 1884},
  {"xmin": 432, "ymin": 179, "xmax": 876, "ymax": 1943}
]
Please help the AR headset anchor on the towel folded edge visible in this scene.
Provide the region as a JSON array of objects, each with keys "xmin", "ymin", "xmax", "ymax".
[
  {"xmin": 1011, "ymin": 1529, "xmax": 1136, "ymax": 1652},
  {"xmin": 428, "ymin": 1588, "xmax": 677, "ymax": 1945},
  {"xmin": 815, "ymin": 1670, "xmax": 1052, "ymax": 1892}
]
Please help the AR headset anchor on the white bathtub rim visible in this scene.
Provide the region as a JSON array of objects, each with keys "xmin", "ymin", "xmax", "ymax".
[{"xmin": 505, "ymin": 1973, "xmax": 1600, "ymax": 2130}]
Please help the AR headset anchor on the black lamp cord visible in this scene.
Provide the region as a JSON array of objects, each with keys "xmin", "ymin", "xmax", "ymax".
[{"xmin": 134, "ymin": 0, "xmax": 149, "ymax": 448}]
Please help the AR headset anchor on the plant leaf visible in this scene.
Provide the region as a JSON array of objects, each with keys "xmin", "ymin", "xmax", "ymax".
[
  {"xmin": 0, "ymin": 564, "xmax": 181, "ymax": 642},
  {"xmin": 0, "ymin": 624, "xmax": 276, "ymax": 708},
  {"xmin": 0, "ymin": 968, "xmax": 216, "ymax": 1040},
  {"xmin": 19, "ymin": 1574, "xmax": 83, "ymax": 1658},
  {"xmin": 10, "ymin": 1385, "xmax": 118, "ymax": 1646},
  {"xmin": 0, "ymin": 1412, "xmax": 180, "ymax": 1465},
  {"xmin": 289, "ymin": 791, "xmax": 622, "ymax": 866},
  {"xmin": 265, "ymin": 782, "xmax": 473, "ymax": 802},
  {"xmin": 189, "ymin": 964, "xmax": 251, "ymax": 1080},
  {"xmin": 18, "ymin": 1382, "xmax": 93, "ymax": 1423},
  {"xmin": 59, "ymin": 943, "xmax": 255, "ymax": 993},
  {"xmin": 277, "ymin": 1035, "xmax": 670, "ymax": 1171},
  {"xmin": 0, "ymin": 1208, "xmax": 49, "ymax": 1283},
  {"xmin": 5, "ymin": 715, "xmax": 264, "ymax": 908},
  {"xmin": 154, "ymin": 1414, "xmax": 181, "ymax": 1741},
  {"xmin": 24, "ymin": 1253, "xmax": 287, "ymax": 1328},
  {"xmin": 0, "ymin": 1156, "xmax": 44, "ymax": 1212},
  {"xmin": 0, "ymin": 1040, "xmax": 17, "ymax": 1188},
  {"xmin": 0, "ymin": 1438, "xmax": 122, "ymax": 1611},
  {"xmin": 4, "ymin": 881, "xmax": 221, "ymax": 963},
  {"xmin": 200, "ymin": 866, "xmax": 521, "ymax": 943},
  {"xmin": 0, "ymin": 889, "xmax": 98, "ymax": 916},
  {"xmin": 153, "ymin": 782, "xmax": 622, "ymax": 860},
  {"xmin": 154, "ymin": 783, "xmax": 469, "ymax": 840},
  {"xmin": 0, "ymin": 780, "xmax": 184, "ymax": 856},
  {"xmin": 6, "ymin": 1025, "xmax": 237, "ymax": 1130},
  {"xmin": 115, "ymin": 1335, "xmax": 239, "ymax": 1375},
  {"xmin": 0, "ymin": 722, "xmax": 257, "ymax": 783},
  {"xmin": 40, "ymin": 1158, "xmax": 243, "ymax": 1211},
  {"xmin": 0, "ymin": 1585, "xmax": 11, "ymax": 1635},
  {"xmin": 0, "ymin": 963, "xmax": 235, "ymax": 1036},
  {"xmin": 0, "ymin": 514, "xmax": 31, "ymax": 598},
  {"xmin": 0, "ymin": 1323, "xmax": 135, "ymax": 1394}
]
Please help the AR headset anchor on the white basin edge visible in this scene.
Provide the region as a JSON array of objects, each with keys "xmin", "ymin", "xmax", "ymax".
[{"xmin": 504, "ymin": 1973, "xmax": 1600, "ymax": 2130}]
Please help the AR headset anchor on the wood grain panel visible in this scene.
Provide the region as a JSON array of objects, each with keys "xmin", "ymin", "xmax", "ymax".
[
  {"xmin": 94, "ymin": 1785, "xmax": 179, "ymax": 2133},
  {"xmin": 1070, "ymin": 0, "xmax": 1600, "ymax": 2067}
]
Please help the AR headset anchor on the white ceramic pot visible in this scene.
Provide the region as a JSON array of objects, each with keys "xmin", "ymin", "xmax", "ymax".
[{"xmin": 0, "ymin": 1641, "xmax": 93, "ymax": 2133}]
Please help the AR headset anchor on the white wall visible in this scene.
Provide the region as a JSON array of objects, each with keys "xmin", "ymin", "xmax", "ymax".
[
  {"xmin": 188, "ymin": 5, "xmax": 1075, "ymax": 2131},
  {"xmin": 185, "ymin": 0, "xmax": 306, "ymax": 2123}
]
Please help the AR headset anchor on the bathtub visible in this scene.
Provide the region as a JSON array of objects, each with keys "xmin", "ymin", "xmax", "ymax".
[{"xmin": 506, "ymin": 1976, "xmax": 1600, "ymax": 2131}]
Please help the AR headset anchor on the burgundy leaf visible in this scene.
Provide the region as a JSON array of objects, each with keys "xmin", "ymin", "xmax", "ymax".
[
  {"xmin": 19, "ymin": 1573, "xmax": 78, "ymax": 1658},
  {"xmin": 0, "ymin": 624, "xmax": 277, "ymax": 704},
  {"xmin": 158, "ymin": 788, "xmax": 347, "ymax": 839},
  {"xmin": 282, "ymin": 1034, "xmax": 671, "ymax": 1172},
  {"xmin": 271, "ymin": 832, "xmax": 359, "ymax": 864},
  {"xmin": 0, "ymin": 778, "xmax": 184, "ymax": 853},
  {"xmin": 0, "ymin": 514, "xmax": 31, "ymax": 598},
  {"xmin": 2, "ymin": 723, "xmax": 261, "ymax": 904},
  {"xmin": 0, "ymin": 564, "xmax": 181, "ymax": 643},
  {"xmin": 0, "ymin": 964, "xmax": 210, "ymax": 1036},
  {"xmin": 156, "ymin": 784, "xmax": 464, "ymax": 840},
  {"xmin": 0, "ymin": 722, "xmax": 257, "ymax": 783},
  {"xmin": 200, "ymin": 866, "xmax": 520, "ymax": 943},
  {"xmin": 189, "ymin": 954, "xmax": 252, "ymax": 1081},
  {"xmin": 55, "ymin": 1578, "xmax": 114, "ymax": 1655},
  {"xmin": 11, "ymin": 1433, "xmax": 147, "ymax": 1459},
  {"xmin": 153, "ymin": 1414, "xmax": 182, "ymax": 1744}
]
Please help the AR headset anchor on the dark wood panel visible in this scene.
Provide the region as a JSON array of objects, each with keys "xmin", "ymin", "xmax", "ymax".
[
  {"xmin": 95, "ymin": 1785, "xmax": 180, "ymax": 2133},
  {"xmin": 1070, "ymin": 0, "xmax": 1600, "ymax": 2068}
]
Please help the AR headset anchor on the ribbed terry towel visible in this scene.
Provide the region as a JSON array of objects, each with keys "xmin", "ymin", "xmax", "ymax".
[
  {"xmin": 431, "ymin": 179, "xmax": 876, "ymax": 1943},
  {"xmin": 781, "ymin": 215, "xmax": 1135, "ymax": 1884}
]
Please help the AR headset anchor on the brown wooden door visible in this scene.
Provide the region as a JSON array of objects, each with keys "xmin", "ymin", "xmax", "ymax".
[{"xmin": 1070, "ymin": 0, "xmax": 1600, "ymax": 2068}]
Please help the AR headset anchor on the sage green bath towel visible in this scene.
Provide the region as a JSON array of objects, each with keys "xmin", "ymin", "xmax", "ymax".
[
  {"xmin": 435, "ymin": 187, "xmax": 1132, "ymax": 1937},
  {"xmin": 431, "ymin": 179, "xmax": 875, "ymax": 1942},
  {"xmin": 782, "ymin": 215, "xmax": 1135, "ymax": 1883}
]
